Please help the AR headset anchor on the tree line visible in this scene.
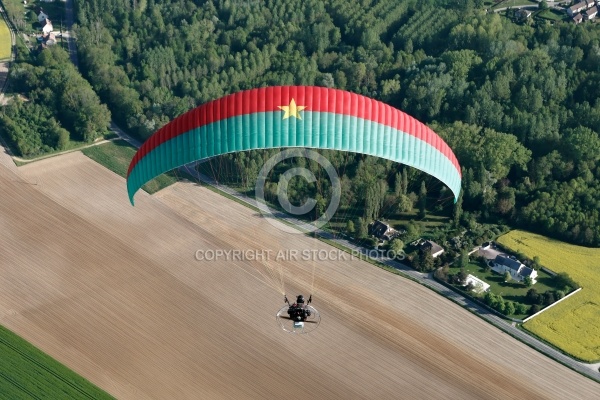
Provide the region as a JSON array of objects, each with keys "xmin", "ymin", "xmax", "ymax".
[{"xmin": 70, "ymin": 0, "xmax": 600, "ymax": 246}]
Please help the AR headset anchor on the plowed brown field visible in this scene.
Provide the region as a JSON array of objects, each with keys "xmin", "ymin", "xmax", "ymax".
[{"xmin": 0, "ymin": 152, "xmax": 597, "ymax": 399}]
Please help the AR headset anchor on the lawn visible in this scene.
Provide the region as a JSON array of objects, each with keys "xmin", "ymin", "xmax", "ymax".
[
  {"xmin": 537, "ymin": 9, "xmax": 566, "ymax": 21},
  {"xmin": 0, "ymin": 16, "xmax": 10, "ymax": 60},
  {"xmin": 448, "ymin": 261, "xmax": 557, "ymax": 319},
  {"xmin": 0, "ymin": 324, "xmax": 113, "ymax": 399},
  {"xmin": 498, "ymin": 230, "xmax": 600, "ymax": 362},
  {"xmin": 81, "ymin": 140, "xmax": 180, "ymax": 194},
  {"xmin": 492, "ymin": 0, "xmax": 537, "ymax": 9}
]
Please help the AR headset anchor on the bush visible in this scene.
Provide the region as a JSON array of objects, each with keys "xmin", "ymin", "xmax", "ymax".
[
  {"xmin": 504, "ymin": 301, "xmax": 515, "ymax": 316},
  {"xmin": 529, "ymin": 304, "xmax": 542, "ymax": 315},
  {"xmin": 543, "ymin": 291, "xmax": 556, "ymax": 306},
  {"xmin": 515, "ymin": 302, "xmax": 528, "ymax": 315},
  {"xmin": 434, "ymin": 265, "xmax": 449, "ymax": 282},
  {"xmin": 554, "ymin": 272, "xmax": 580, "ymax": 291},
  {"xmin": 526, "ymin": 288, "xmax": 539, "ymax": 304}
]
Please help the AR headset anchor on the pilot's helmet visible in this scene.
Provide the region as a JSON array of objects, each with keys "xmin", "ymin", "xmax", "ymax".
[{"xmin": 296, "ymin": 295, "xmax": 305, "ymax": 304}]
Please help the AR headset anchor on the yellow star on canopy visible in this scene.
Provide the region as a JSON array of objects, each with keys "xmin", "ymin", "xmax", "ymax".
[{"xmin": 278, "ymin": 98, "xmax": 306, "ymax": 120}]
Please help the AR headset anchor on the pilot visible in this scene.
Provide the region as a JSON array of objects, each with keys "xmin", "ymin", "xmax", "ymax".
[{"xmin": 287, "ymin": 295, "xmax": 311, "ymax": 321}]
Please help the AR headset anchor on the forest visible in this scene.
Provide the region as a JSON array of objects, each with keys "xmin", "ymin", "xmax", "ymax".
[
  {"xmin": 0, "ymin": 45, "xmax": 110, "ymax": 157},
  {"xmin": 52, "ymin": 0, "xmax": 600, "ymax": 246}
]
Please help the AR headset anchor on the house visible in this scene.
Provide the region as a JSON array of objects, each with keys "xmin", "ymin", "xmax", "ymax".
[
  {"xmin": 37, "ymin": 10, "xmax": 48, "ymax": 22},
  {"xmin": 420, "ymin": 240, "xmax": 444, "ymax": 258},
  {"xmin": 42, "ymin": 19, "xmax": 53, "ymax": 34},
  {"xmin": 572, "ymin": 13, "xmax": 584, "ymax": 23},
  {"xmin": 368, "ymin": 220, "xmax": 400, "ymax": 241},
  {"xmin": 465, "ymin": 274, "xmax": 490, "ymax": 294},
  {"xmin": 515, "ymin": 9, "xmax": 533, "ymax": 20},
  {"xmin": 490, "ymin": 255, "xmax": 538, "ymax": 283},
  {"xmin": 584, "ymin": 6, "xmax": 598, "ymax": 19},
  {"xmin": 43, "ymin": 32, "xmax": 56, "ymax": 45},
  {"xmin": 568, "ymin": 1, "xmax": 588, "ymax": 16}
]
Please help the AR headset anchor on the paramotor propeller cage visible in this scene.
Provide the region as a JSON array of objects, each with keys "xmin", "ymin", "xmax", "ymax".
[{"xmin": 276, "ymin": 305, "xmax": 320, "ymax": 334}]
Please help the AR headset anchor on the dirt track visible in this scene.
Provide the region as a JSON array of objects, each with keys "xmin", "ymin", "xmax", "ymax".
[{"xmin": 0, "ymin": 152, "xmax": 598, "ymax": 399}]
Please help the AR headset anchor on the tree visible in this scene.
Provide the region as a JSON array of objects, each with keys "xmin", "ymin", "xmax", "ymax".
[
  {"xmin": 543, "ymin": 291, "xmax": 556, "ymax": 306},
  {"xmin": 554, "ymin": 272, "xmax": 579, "ymax": 291},
  {"xmin": 421, "ymin": 251, "xmax": 435, "ymax": 272},
  {"xmin": 453, "ymin": 190, "xmax": 463, "ymax": 226},
  {"xmin": 504, "ymin": 301, "xmax": 515, "ymax": 316},
  {"xmin": 514, "ymin": 303, "xmax": 528, "ymax": 315},
  {"xmin": 434, "ymin": 265, "xmax": 450, "ymax": 282},
  {"xmin": 410, "ymin": 251, "xmax": 421, "ymax": 270},
  {"xmin": 539, "ymin": 0, "xmax": 549, "ymax": 10},
  {"xmin": 418, "ymin": 181, "xmax": 427, "ymax": 218},
  {"xmin": 457, "ymin": 268, "xmax": 468, "ymax": 285},
  {"xmin": 346, "ymin": 220, "xmax": 355, "ymax": 235},
  {"xmin": 397, "ymin": 194, "xmax": 412, "ymax": 213},
  {"xmin": 523, "ymin": 276, "xmax": 533, "ymax": 287},
  {"xmin": 357, "ymin": 218, "xmax": 368, "ymax": 239},
  {"xmin": 459, "ymin": 250, "xmax": 469, "ymax": 268},
  {"xmin": 389, "ymin": 239, "xmax": 404, "ymax": 257},
  {"xmin": 529, "ymin": 304, "xmax": 541, "ymax": 315},
  {"xmin": 503, "ymin": 271, "xmax": 512, "ymax": 282},
  {"xmin": 526, "ymin": 288, "xmax": 539, "ymax": 304},
  {"xmin": 495, "ymin": 296, "xmax": 506, "ymax": 314},
  {"xmin": 404, "ymin": 222, "xmax": 421, "ymax": 243}
]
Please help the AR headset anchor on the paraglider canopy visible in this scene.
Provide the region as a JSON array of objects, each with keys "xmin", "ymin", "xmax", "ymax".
[{"xmin": 127, "ymin": 86, "xmax": 461, "ymax": 204}]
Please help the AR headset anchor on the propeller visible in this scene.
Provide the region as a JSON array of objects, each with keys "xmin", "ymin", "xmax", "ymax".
[{"xmin": 278, "ymin": 315, "xmax": 318, "ymax": 323}]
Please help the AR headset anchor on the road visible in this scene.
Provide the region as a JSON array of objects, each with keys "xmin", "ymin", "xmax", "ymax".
[
  {"xmin": 64, "ymin": 0, "xmax": 78, "ymax": 66},
  {"xmin": 0, "ymin": 0, "xmax": 15, "ymax": 105},
  {"xmin": 492, "ymin": 1, "xmax": 568, "ymax": 12}
]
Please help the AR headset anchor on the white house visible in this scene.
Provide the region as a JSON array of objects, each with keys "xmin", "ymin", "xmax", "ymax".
[
  {"xmin": 490, "ymin": 255, "xmax": 537, "ymax": 284},
  {"xmin": 584, "ymin": 6, "xmax": 598, "ymax": 20},
  {"xmin": 420, "ymin": 240, "xmax": 444, "ymax": 258},
  {"xmin": 465, "ymin": 274, "xmax": 490, "ymax": 294},
  {"xmin": 568, "ymin": 1, "xmax": 588, "ymax": 16},
  {"xmin": 37, "ymin": 10, "xmax": 48, "ymax": 22},
  {"xmin": 42, "ymin": 19, "xmax": 53, "ymax": 34}
]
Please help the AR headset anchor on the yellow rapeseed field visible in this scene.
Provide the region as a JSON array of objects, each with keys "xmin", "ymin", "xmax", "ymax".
[
  {"xmin": 0, "ymin": 17, "xmax": 10, "ymax": 60},
  {"xmin": 498, "ymin": 230, "xmax": 600, "ymax": 362}
]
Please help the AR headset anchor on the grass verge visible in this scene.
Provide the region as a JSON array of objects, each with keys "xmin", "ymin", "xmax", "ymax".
[{"xmin": 81, "ymin": 140, "xmax": 179, "ymax": 194}]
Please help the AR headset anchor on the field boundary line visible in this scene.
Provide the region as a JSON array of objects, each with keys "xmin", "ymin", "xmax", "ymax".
[{"xmin": 522, "ymin": 287, "xmax": 582, "ymax": 323}]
